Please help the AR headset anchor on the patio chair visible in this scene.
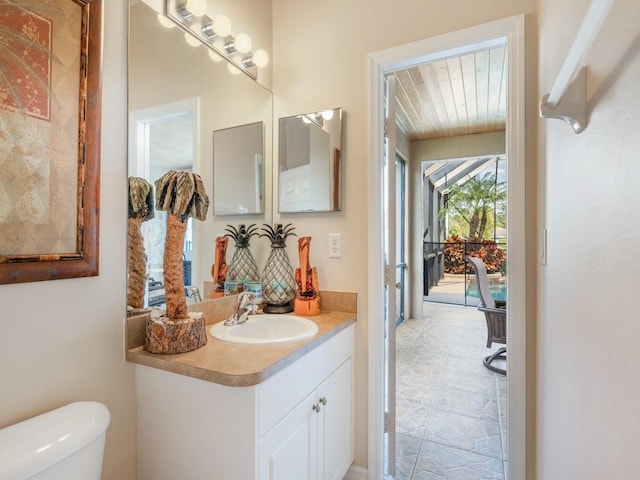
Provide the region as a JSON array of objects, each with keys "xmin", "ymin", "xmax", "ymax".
[{"xmin": 467, "ymin": 256, "xmax": 506, "ymax": 375}]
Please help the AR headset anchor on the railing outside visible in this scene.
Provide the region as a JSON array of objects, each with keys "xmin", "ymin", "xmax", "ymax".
[{"xmin": 424, "ymin": 240, "xmax": 507, "ymax": 306}]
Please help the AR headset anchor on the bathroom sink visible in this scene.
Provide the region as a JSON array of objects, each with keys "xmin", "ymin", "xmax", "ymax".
[{"xmin": 209, "ymin": 314, "xmax": 319, "ymax": 345}]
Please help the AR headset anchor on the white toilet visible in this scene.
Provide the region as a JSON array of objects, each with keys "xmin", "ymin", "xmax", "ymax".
[{"xmin": 0, "ymin": 401, "xmax": 110, "ymax": 480}]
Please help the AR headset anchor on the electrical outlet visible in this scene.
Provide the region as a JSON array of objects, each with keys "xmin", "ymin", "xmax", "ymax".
[{"xmin": 328, "ymin": 233, "xmax": 342, "ymax": 258}]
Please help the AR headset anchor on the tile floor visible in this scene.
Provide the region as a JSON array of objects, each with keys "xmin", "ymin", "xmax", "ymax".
[{"xmin": 391, "ymin": 303, "xmax": 507, "ymax": 480}]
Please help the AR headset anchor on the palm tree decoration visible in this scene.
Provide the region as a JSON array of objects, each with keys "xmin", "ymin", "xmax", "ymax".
[
  {"xmin": 155, "ymin": 170, "xmax": 209, "ymax": 319},
  {"xmin": 127, "ymin": 176, "xmax": 154, "ymax": 310},
  {"xmin": 260, "ymin": 223, "xmax": 297, "ymax": 313},
  {"xmin": 145, "ymin": 170, "xmax": 209, "ymax": 354},
  {"xmin": 224, "ymin": 224, "xmax": 260, "ymax": 282}
]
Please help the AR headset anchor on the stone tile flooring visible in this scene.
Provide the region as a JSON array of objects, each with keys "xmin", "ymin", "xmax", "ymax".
[{"xmin": 391, "ymin": 303, "xmax": 507, "ymax": 480}]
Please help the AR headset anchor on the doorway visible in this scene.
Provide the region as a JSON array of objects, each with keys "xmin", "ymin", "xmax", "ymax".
[
  {"xmin": 129, "ymin": 98, "xmax": 200, "ymax": 306},
  {"xmin": 368, "ymin": 15, "xmax": 526, "ymax": 480},
  {"xmin": 423, "ymin": 155, "xmax": 507, "ymax": 307}
]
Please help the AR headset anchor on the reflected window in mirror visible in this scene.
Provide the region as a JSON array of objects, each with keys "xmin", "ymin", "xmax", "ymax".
[
  {"xmin": 213, "ymin": 122, "xmax": 264, "ymax": 215},
  {"xmin": 278, "ymin": 108, "xmax": 342, "ymax": 213}
]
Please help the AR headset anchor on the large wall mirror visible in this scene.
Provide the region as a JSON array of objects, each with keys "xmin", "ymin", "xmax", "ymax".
[
  {"xmin": 278, "ymin": 108, "xmax": 343, "ymax": 213},
  {"xmin": 128, "ymin": 0, "xmax": 273, "ymax": 307}
]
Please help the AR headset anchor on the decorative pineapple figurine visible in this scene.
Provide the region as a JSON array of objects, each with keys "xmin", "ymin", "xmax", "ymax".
[
  {"xmin": 225, "ymin": 224, "xmax": 260, "ymax": 282},
  {"xmin": 260, "ymin": 223, "xmax": 297, "ymax": 313}
]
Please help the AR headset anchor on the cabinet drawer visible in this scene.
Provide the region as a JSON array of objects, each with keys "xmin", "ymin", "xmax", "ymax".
[{"xmin": 258, "ymin": 325, "xmax": 353, "ymax": 437}]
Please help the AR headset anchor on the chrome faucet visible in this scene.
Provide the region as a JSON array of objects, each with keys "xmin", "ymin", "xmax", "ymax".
[{"xmin": 224, "ymin": 291, "xmax": 258, "ymax": 326}]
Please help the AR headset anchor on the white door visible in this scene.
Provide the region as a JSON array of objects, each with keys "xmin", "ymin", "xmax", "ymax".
[{"xmin": 383, "ymin": 74, "xmax": 397, "ymax": 477}]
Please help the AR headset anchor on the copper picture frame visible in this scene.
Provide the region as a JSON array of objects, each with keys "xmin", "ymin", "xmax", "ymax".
[{"xmin": 0, "ymin": 0, "xmax": 102, "ymax": 284}]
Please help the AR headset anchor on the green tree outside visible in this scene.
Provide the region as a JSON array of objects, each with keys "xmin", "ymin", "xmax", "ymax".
[{"xmin": 440, "ymin": 172, "xmax": 506, "ymax": 240}]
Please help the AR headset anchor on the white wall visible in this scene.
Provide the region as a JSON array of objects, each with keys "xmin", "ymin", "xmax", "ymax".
[
  {"xmin": 537, "ymin": 0, "xmax": 640, "ymax": 477},
  {"xmin": 0, "ymin": 2, "xmax": 136, "ymax": 479},
  {"xmin": 272, "ymin": 0, "xmax": 536, "ymax": 469}
]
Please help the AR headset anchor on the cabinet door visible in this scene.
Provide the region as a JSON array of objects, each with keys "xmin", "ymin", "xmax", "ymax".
[
  {"xmin": 318, "ymin": 358, "xmax": 353, "ymax": 480},
  {"xmin": 259, "ymin": 390, "xmax": 318, "ymax": 480}
]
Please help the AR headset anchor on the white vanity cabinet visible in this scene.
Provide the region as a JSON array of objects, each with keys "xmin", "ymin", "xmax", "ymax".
[
  {"xmin": 135, "ymin": 324, "xmax": 354, "ymax": 480},
  {"xmin": 258, "ymin": 357, "xmax": 352, "ymax": 480}
]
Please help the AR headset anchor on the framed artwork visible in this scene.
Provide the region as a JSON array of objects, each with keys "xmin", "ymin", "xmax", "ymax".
[{"xmin": 0, "ymin": 0, "xmax": 102, "ymax": 284}]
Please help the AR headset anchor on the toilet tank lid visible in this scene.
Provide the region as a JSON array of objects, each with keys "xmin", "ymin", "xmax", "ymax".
[{"xmin": 0, "ymin": 401, "xmax": 110, "ymax": 480}]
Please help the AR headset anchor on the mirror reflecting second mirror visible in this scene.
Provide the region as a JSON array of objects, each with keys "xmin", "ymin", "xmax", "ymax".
[
  {"xmin": 128, "ymin": 0, "xmax": 273, "ymax": 308},
  {"xmin": 278, "ymin": 108, "xmax": 343, "ymax": 213},
  {"xmin": 213, "ymin": 121, "xmax": 264, "ymax": 215}
]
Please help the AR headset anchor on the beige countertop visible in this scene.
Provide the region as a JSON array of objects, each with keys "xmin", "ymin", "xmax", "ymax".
[{"xmin": 126, "ymin": 291, "xmax": 357, "ymax": 387}]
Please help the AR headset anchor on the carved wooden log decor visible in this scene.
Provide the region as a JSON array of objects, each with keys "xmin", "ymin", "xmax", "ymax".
[
  {"xmin": 294, "ymin": 236, "xmax": 320, "ymax": 316},
  {"xmin": 127, "ymin": 217, "xmax": 146, "ymax": 308},
  {"xmin": 145, "ymin": 170, "xmax": 209, "ymax": 354},
  {"xmin": 144, "ymin": 311, "xmax": 207, "ymax": 354},
  {"xmin": 163, "ymin": 214, "xmax": 189, "ymax": 320},
  {"xmin": 127, "ymin": 177, "xmax": 154, "ymax": 309}
]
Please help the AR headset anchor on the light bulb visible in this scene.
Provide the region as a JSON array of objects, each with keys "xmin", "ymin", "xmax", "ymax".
[
  {"xmin": 321, "ymin": 109, "xmax": 334, "ymax": 121},
  {"xmin": 252, "ymin": 49, "xmax": 269, "ymax": 68},
  {"xmin": 157, "ymin": 14, "xmax": 175, "ymax": 29},
  {"xmin": 212, "ymin": 38, "xmax": 225, "ymax": 51},
  {"xmin": 212, "ymin": 14, "xmax": 232, "ymax": 38},
  {"xmin": 208, "ymin": 50, "xmax": 223, "ymax": 62},
  {"xmin": 234, "ymin": 33, "xmax": 252, "ymax": 54},
  {"xmin": 227, "ymin": 63, "xmax": 242, "ymax": 75},
  {"xmin": 184, "ymin": 32, "xmax": 201, "ymax": 47},
  {"xmin": 185, "ymin": 0, "xmax": 207, "ymax": 17}
]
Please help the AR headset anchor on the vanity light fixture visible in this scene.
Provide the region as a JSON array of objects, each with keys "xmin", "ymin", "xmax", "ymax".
[
  {"xmin": 208, "ymin": 49, "xmax": 223, "ymax": 62},
  {"xmin": 227, "ymin": 63, "xmax": 242, "ymax": 75},
  {"xmin": 201, "ymin": 14, "xmax": 232, "ymax": 40},
  {"xmin": 157, "ymin": 13, "xmax": 176, "ymax": 29},
  {"xmin": 242, "ymin": 49, "xmax": 269, "ymax": 69},
  {"xmin": 301, "ymin": 113, "xmax": 324, "ymax": 127},
  {"xmin": 176, "ymin": 0, "xmax": 207, "ymax": 18},
  {"xmin": 321, "ymin": 109, "xmax": 334, "ymax": 121},
  {"xmin": 164, "ymin": 0, "xmax": 268, "ymax": 79},
  {"xmin": 224, "ymin": 33, "xmax": 252, "ymax": 56},
  {"xmin": 184, "ymin": 31, "xmax": 201, "ymax": 47}
]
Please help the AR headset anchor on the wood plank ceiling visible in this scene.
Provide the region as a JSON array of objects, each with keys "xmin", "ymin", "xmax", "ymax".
[
  {"xmin": 148, "ymin": 114, "xmax": 194, "ymax": 171},
  {"xmin": 391, "ymin": 44, "xmax": 507, "ymax": 141}
]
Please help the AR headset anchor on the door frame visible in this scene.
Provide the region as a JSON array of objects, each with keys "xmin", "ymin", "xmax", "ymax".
[{"xmin": 367, "ymin": 14, "xmax": 527, "ymax": 480}]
